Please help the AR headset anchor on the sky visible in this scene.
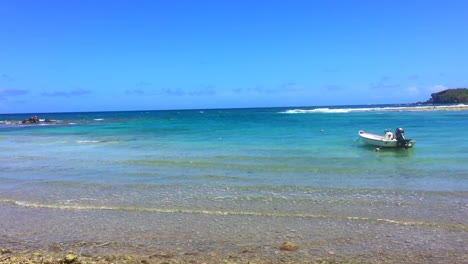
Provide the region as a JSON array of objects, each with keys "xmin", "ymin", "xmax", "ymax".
[{"xmin": 1, "ymin": 0, "xmax": 468, "ymax": 113}]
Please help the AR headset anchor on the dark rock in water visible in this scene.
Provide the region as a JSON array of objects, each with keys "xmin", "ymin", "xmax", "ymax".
[
  {"xmin": 9, "ymin": 115, "xmax": 55, "ymax": 125},
  {"xmin": 423, "ymin": 88, "xmax": 468, "ymax": 104},
  {"xmin": 21, "ymin": 115, "xmax": 39, "ymax": 124}
]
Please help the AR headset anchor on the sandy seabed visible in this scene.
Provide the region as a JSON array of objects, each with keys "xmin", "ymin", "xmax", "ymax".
[{"xmin": 0, "ymin": 202, "xmax": 466, "ymax": 264}]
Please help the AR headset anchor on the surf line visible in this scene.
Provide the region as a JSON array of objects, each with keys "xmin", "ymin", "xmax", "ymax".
[{"xmin": 1, "ymin": 199, "xmax": 465, "ymax": 231}]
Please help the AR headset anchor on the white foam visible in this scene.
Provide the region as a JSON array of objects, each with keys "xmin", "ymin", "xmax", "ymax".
[
  {"xmin": 282, "ymin": 108, "xmax": 363, "ymax": 114},
  {"xmin": 281, "ymin": 104, "xmax": 468, "ymax": 114},
  {"xmin": 77, "ymin": 140, "xmax": 100, "ymax": 144},
  {"xmin": 93, "ymin": 118, "xmax": 104, "ymax": 121}
]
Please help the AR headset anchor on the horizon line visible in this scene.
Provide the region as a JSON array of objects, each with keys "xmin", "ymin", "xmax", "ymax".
[{"xmin": 0, "ymin": 102, "xmax": 452, "ymax": 116}]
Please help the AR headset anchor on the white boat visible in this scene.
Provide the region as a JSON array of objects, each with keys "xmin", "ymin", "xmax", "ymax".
[{"xmin": 358, "ymin": 129, "xmax": 415, "ymax": 148}]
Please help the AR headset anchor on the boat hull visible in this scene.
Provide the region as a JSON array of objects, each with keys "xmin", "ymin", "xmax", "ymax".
[{"xmin": 358, "ymin": 130, "xmax": 415, "ymax": 148}]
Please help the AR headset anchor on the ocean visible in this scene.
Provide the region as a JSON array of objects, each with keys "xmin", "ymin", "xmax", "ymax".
[{"xmin": 0, "ymin": 105, "xmax": 467, "ymax": 262}]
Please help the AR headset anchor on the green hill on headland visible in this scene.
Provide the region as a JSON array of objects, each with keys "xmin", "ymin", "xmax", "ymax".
[{"xmin": 423, "ymin": 88, "xmax": 468, "ymax": 104}]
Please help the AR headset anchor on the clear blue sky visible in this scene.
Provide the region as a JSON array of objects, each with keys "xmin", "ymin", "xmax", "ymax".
[{"xmin": 1, "ymin": 0, "xmax": 467, "ymax": 113}]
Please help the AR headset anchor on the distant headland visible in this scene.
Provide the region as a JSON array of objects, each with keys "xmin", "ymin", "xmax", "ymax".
[{"xmin": 420, "ymin": 88, "xmax": 468, "ymax": 104}]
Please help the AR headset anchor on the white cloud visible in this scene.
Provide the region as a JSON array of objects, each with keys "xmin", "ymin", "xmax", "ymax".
[
  {"xmin": 428, "ymin": 85, "xmax": 447, "ymax": 93},
  {"xmin": 0, "ymin": 88, "xmax": 29, "ymax": 96},
  {"xmin": 406, "ymin": 86, "xmax": 420, "ymax": 96}
]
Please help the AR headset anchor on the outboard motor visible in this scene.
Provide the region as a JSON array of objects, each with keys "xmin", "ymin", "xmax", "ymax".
[{"xmin": 395, "ymin": 128, "xmax": 408, "ymax": 148}]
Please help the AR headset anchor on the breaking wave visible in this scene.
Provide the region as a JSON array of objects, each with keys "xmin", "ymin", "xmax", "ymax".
[
  {"xmin": 281, "ymin": 104, "xmax": 468, "ymax": 114},
  {"xmin": 283, "ymin": 108, "xmax": 363, "ymax": 114}
]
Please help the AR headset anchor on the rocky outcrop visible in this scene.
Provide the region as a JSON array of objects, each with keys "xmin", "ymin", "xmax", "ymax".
[
  {"xmin": 424, "ymin": 88, "xmax": 468, "ymax": 104},
  {"xmin": 22, "ymin": 115, "xmax": 39, "ymax": 124},
  {"xmin": 0, "ymin": 116, "xmax": 55, "ymax": 125}
]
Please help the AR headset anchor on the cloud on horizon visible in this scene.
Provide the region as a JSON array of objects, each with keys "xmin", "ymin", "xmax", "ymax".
[
  {"xmin": 233, "ymin": 86, "xmax": 275, "ymax": 94},
  {"xmin": 406, "ymin": 86, "xmax": 420, "ymax": 97},
  {"xmin": 0, "ymin": 88, "xmax": 29, "ymax": 97},
  {"xmin": 125, "ymin": 89, "xmax": 145, "ymax": 95},
  {"xmin": 233, "ymin": 82, "xmax": 303, "ymax": 95},
  {"xmin": 125, "ymin": 81, "xmax": 153, "ymax": 95},
  {"xmin": 428, "ymin": 85, "xmax": 448, "ymax": 93},
  {"xmin": 41, "ymin": 88, "xmax": 91, "ymax": 97},
  {"xmin": 279, "ymin": 82, "xmax": 303, "ymax": 92},
  {"xmin": 187, "ymin": 87, "xmax": 216, "ymax": 96},
  {"xmin": 70, "ymin": 88, "xmax": 91, "ymax": 96},
  {"xmin": 408, "ymin": 74, "xmax": 420, "ymax": 81},
  {"xmin": 324, "ymin": 84, "xmax": 342, "ymax": 91},
  {"xmin": 136, "ymin": 81, "xmax": 152, "ymax": 87},
  {"xmin": 1, "ymin": 74, "xmax": 15, "ymax": 82},
  {"xmin": 391, "ymin": 84, "xmax": 451, "ymax": 101},
  {"xmin": 370, "ymin": 76, "xmax": 400, "ymax": 90},
  {"xmin": 160, "ymin": 86, "xmax": 216, "ymax": 96}
]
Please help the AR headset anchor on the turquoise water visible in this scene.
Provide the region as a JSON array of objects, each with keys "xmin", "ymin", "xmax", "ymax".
[
  {"xmin": 0, "ymin": 106, "xmax": 467, "ymax": 259},
  {"xmin": 0, "ymin": 106, "xmax": 467, "ymax": 212},
  {"xmin": 2, "ymin": 106, "xmax": 467, "ymax": 187}
]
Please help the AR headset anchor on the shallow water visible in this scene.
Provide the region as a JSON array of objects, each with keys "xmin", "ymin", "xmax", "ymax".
[{"xmin": 0, "ymin": 106, "xmax": 467, "ymax": 262}]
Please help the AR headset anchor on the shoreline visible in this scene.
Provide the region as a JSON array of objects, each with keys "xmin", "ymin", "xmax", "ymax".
[
  {"xmin": 1, "ymin": 236, "xmax": 465, "ymax": 264},
  {"xmin": 1, "ymin": 202, "xmax": 466, "ymax": 264},
  {"xmin": 1, "ymin": 249, "xmax": 463, "ymax": 264}
]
